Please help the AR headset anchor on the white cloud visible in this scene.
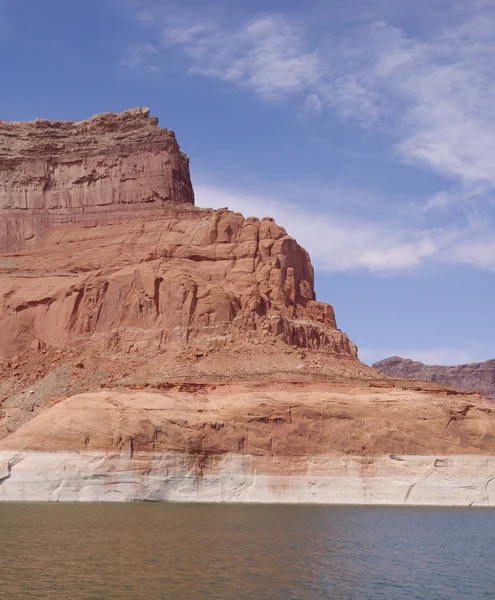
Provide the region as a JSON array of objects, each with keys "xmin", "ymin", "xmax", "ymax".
[
  {"xmin": 153, "ymin": 5, "xmax": 495, "ymax": 193},
  {"xmin": 120, "ymin": 42, "xmax": 159, "ymax": 70},
  {"xmin": 196, "ymin": 182, "xmax": 495, "ymax": 273},
  {"xmin": 422, "ymin": 190, "xmax": 458, "ymax": 212},
  {"xmin": 302, "ymin": 93, "xmax": 323, "ymax": 114},
  {"xmin": 136, "ymin": 10, "xmax": 155, "ymax": 26},
  {"xmin": 446, "ymin": 237, "xmax": 495, "ymax": 271},
  {"xmin": 122, "ymin": 3, "xmax": 495, "ymax": 273},
  {"xmin": 196, "ymin": 183, "xmax": 446, "ymax": 272},
  {"xmin": 162, "ymin": 14, "xmax": 321, "ymax": 101}
]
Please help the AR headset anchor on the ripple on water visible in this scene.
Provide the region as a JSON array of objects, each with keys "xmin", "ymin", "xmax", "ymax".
[{"xmin": 1, "ymin": 503, "xmax": 494, "ymax": 599}]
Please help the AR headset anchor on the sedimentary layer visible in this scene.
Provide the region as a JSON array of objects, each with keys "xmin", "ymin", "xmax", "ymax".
[
  {"xmin": 374, "ymin": 356, "xmax": 495, "ymax": 398},
  {"xmin": 0, "ymin": 110, "xmax": 360, "ymax": 372},
  {"xmin": 0, "ymin": 108, "xmax": 194, "ymax": 251},
  {"xmin": 0, "ymin": 384, "xmax": 493, "ymax": 505},
  {"xmin": 1, "ymin": 109, "xmax": 493, "ymax": 506},
  {"xmin": 0, "ymin": 207, "xmax": 360, "ymax": 373}
]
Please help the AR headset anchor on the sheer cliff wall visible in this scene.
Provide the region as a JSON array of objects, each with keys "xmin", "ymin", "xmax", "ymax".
[
  {"xmin": 0, "ymin": 109, "xmax": 359, "ymax": 369},
  {"xmin": 0, "ymin": 108, "xmax": 194, "ymax": 251}
]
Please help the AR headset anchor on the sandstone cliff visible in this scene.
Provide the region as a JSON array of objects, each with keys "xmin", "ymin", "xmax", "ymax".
[
  {"xmin": 373, "ymin": 356, "xmax": 495, "ymax": 398},
  {"xmin": 0, "ymin": 109, "xmax": 491, "ymax": 506},
  {"xmin": 3, "ymin": 383, "xmax": 493, "ymax": 456},
  {"xmin": 0, "ymin": 107, "xmax": 194, "ymax": 251},
  {"xmin": 1, "ymin": 383, "xmax": 494, "ymax": 505},
  {"xmin": 0, "ymin": 108, "xmax": 366, "ymax": 396}
]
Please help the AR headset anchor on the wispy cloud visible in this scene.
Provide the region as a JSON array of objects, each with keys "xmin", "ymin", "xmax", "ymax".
[
  {"xmin": 153, "ymin": 4, "xmax": 495, "ymax": 192},
  {"xmin": 361, "ymin": 17, "xmax": 495, "ymax": 189},
  {"xmin": 119, "ymin": 42, "xmax": 160, "ymax": 72},
  {"xmin": 195, "ymin": 182, "xmax": 495, "ymax": 273},
  {"xmin": 121, "ymin": 2, "xmax": 495, "ymax": 273},
  {"xmin": 162, "ymin": 14, "xmax": 320, "ymax": 101}
]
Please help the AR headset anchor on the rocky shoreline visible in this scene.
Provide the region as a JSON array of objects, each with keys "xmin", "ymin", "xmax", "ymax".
[{"xmin": 1, "ymin": 451, "xmax": 494, "ymax": 506}]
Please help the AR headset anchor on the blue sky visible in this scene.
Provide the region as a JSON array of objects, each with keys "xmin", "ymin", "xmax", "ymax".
[{"xmin": 1, "ymin": 0, "xmax": 494, "ymax": 365}]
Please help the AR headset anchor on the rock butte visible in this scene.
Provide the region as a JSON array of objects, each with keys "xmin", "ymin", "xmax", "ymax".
[
  {"xmin": 0, "ymin": 109, "xmax": 494, "ymax": 505},
  {"xmin": 374, "ymin": 356, "xmax": 495, "ymax": 399}
]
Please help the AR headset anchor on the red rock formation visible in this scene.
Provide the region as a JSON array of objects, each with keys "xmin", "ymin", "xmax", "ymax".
[
  {"xmin": 0, "ymin": 208, "xmax": 357, "ymax": 361},
  {"xmin": 4, "ymin": 383, "xmax": 494, "ymax": 456},
  {"xmin": 0, "ymin": 109, "xmax": 360, "ymax": 381},
  {"xmin": 0, "ymin": 107, "xmax": 194, "ymax": 251},
  {"xmin": 2, "ymin": 110, "xmax": 493, "ymax": 507}
]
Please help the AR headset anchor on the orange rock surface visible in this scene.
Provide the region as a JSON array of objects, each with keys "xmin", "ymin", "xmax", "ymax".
[
  {"xmin": 2, "ymin": 383, "xmax": 494, "ymax": 457},
  {"xmin": 0, "ymin": 107, "xmax": 194, "ymax": 252},
  {"xmin": 0, "ymin": 108, "xmax": 362, "ymax": 387},
  {"xmin": 0, "ymin": 108, "xmax": 492, "ymax": 471}
]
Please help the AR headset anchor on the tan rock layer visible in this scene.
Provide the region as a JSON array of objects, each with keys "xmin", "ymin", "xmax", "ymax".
[{"xmin": 2, "ymin": 384, "xmax": 493, "ymax": 457}]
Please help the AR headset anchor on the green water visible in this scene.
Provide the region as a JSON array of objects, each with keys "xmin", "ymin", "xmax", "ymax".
[{"xmin": 1, "ymin": 503, "xmax": 494, "ymax": 599}]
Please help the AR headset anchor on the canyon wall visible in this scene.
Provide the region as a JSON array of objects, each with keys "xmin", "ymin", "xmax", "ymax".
[
  {"xmin": 0, "ymin": 109, "xmax": 491, "ymax": 506},
  {"xmin": 0, "ymin": 107, "xmax": 194, "ymax": 251},
  {"xmin": 0, "ymin": 108, "xmax": 363, "ymax": 383},
  {"xmin": 0, "ymin": 208, "xmax": 358, "ymax": 364},
  {"xmin": 1, "ymin": 384, "xmax": 494, "ymax": 505}
]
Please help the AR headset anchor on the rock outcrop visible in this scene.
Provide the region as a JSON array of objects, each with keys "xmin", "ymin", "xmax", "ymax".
[
  {"xmin": 0, "ymin": 109, "xmax": 360, "ymax": 380},
  {"xmin": 0, "ymin": 209, "xmax": 357, "ymax": 363},
  {"xmin": 0, "ymin": 108, "xmax": 194, "ymax": 251},
  {"xmin": 373, "ymin": 356, "xmax": 495, "ymax": 398},
  {"xmin": 0, "ymin": 109, "xmax": 492, "ymax": 506},
  {"xmin": 3, "ymin": 383, "xmax": 493, "ymax": 456},
  {"xmin": 1, "ymin": 383, "xmax": 494, "ymax": 505}
]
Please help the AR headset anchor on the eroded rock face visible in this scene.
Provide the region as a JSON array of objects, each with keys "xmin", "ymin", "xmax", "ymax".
[
  {"xmin": 3, "ymin": 383, "xmax": 493, "ymax": 456},
  {"xmin": 0, "ymin": 109, "xmax": 491, "ymax": 505},
  {"xmin": 0, "ymin": 208, "xmax": 356, "ymax": 362},
  {"xmin": 373, "ymin": 356, "xmax": 495, "ymax": 398},
  {"xmin": 0, "ymin": 109, "xmax": 358, "ymax": 374},
  {"xmin": 0, "ymin": 108, "xmax": 194, "ymax": 251}
]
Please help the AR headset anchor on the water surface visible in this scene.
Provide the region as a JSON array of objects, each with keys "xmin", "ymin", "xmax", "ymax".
[{"xmin": 1, "ymin": 503, "xmax": 494, "ymax": 599}]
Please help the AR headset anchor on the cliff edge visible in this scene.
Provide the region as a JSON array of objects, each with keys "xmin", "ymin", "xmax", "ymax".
[
  {"xmin": 0, "ymin": 107, "xmax": 194, "ymax": 251},
  {"xmin": 0, "ymin": 109, "xmax": 366, "ymax": 408}
]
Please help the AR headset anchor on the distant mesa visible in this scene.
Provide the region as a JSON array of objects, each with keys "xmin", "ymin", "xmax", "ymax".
[{"xmin": 373, "ymin": 356, "xmax": 495, "ymax": 398}]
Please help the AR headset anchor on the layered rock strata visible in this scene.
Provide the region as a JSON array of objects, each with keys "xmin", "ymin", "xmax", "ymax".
[
  {"xmin": 0, "ymin": 108, "xmax": 194, "ymax": 251},
  {"xmin": 374, "ymin": 356, "xmax": 495, "ymax": 398},
  {"xmin": 0, "ymin": 109, "xmax": 493, "ymax": 506},
  {"xmin": 0, "ymin": 109, "xmax": 359, "ymax": 374},
  {"xmin": 1, "ymin": 384, "xmax": 494, "ymax": 505},
  {"xmin": 0, "ymin": 208, "xmax": 358, "ymax": 368}
]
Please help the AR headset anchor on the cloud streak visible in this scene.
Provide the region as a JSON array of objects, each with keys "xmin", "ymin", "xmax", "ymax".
[
  {"xmin": 162, "ymin": 14, "xmax": 321, "ymax": 101},
  {"xmin": 121, "ymin": 2, "xmax": 495, "ymax": 273},
  {"xmin": 156, "ymin": 5, "xmax": 495, "ymax": 192},
  {"xmin": 119, "ymin": 42, "xmax": 160, "ymax": 72},
  {"xmin": 195, "ymin": 182, "xmax": 495, "ymax": 272}
]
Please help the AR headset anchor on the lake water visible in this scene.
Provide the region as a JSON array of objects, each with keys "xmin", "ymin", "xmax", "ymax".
[{"xmin": 1, "ymin": 503, "xmax": 494, "ymax": 599}]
